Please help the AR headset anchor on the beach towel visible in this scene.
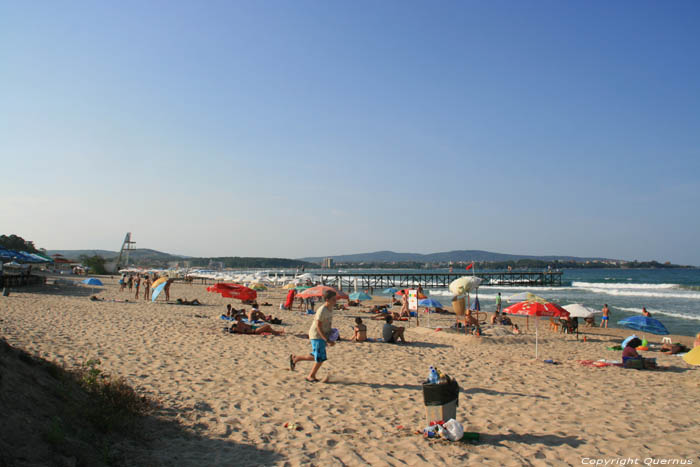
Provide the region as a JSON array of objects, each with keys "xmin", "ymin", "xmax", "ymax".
[
  {"xmin": 579, "ymin": 359, "xmax": 623, "ymax": 368},
  {"xmin": 284, "ymin": 289, "xmax": 296, "ymax": 309}
]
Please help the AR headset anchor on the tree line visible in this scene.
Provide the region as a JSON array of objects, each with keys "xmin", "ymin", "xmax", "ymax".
[{"xmin": 0, "ymin": 234, "xmax": 39, "ymax": 253}]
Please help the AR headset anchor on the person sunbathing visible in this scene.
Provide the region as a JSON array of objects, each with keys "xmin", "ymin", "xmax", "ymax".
[
  {"xmin": 231, "ymin": 315, "xmax": 283, "ymax": 335},
  {"xmin": 248, "ymin": 306, "xmax": 267, "ymax": 322},
  {"xmin": 351, "ymin": 317, "xmax": 367, "ymax": 342},
  {"xmin": 176, "ymin": 298, "xmax": 201, "ymax": 306}
]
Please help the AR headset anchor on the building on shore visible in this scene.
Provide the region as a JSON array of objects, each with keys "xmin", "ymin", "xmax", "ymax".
[{"xmin": 321, "ymin": 257, "xmax": 334, "ymax": 268}]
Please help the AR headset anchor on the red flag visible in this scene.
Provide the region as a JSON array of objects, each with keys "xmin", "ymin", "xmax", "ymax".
[{"xmin": 465, "ymin": 262, "xmax": 473, "ymax": 271}]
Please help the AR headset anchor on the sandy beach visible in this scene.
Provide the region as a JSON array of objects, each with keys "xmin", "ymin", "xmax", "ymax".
[{"xmin": 1, "ymin": 276, "xmax": 698, "ymax": 466}]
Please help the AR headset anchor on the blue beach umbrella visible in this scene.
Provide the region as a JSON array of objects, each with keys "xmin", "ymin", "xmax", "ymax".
[
  {"xmin": 81, "ymin": 278, "xmax": 103, "ymax": 286},
  {"xmin": 470, "ymin": 296, "xmax": 481, "ymax": 312},
  {"xmin": 382, "ymin": 287, "xmax": 398, "ymax": 295},
  {"xmin": 151, "ymin": 282, "xmax": 167, "ymax": 302},
  {"xmin": 418, "ymin": 298, "xmax": 443, "ymax": 309},
  {"xmin": 349, "ymin": 292, "xmax": 372, "ymax": 301},
  {"xmin": 618, "ymin": 315, "xmax": 669, "ymax": 335}
]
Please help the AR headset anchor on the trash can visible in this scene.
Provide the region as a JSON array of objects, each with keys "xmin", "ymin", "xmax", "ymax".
[{"xmin": 422, "ymin": 379, "xmax": 459, "ymax": 424}]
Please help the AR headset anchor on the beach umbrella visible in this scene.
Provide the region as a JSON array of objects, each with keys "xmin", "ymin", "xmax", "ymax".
[
  {"xmin": 283, "ymin": 282, "xmax": 297, "ymax": 289},
  {"xmin": 617, "ymin": 315, "xmax": 669, "ymax": 335},
  {"xmin": 151, "ymin": 282, "xmax": 167, "ymax": 302},
  {"xmin": 507, "ymin": 291, "xmax": 548, "ymax": 304},
  {"xmin": 81, "ymin": 278, "xmax": 103, "ymax": 286},
  {"xmin": 206, "ymin": 283, "xmax": 257, "ymax": 302},
  {"xmin": 418, "ymin": 298, "xmax": 443, "ymax": 309},
  {"xmin": 448, "ymin": 276, "xmax": 482, "ymax": 296},
  {"xmin": 382, "ymin": 287, "xmax": 398, "ymax": 295},
  {"xmin": 151, "ymin": 277, "xmax": 168, "ymax": 290},
  {"xmin": 81, "ymin": 277, "xmax": 103, "ymax": 297},
  {"xmin": 419, "ymin": 298, "xmax": 444, "ymax": 327},
  {"xmin": 249, "ymin": 282, "xmax": 267, "ymax": 291},
  {"xmin": 503, "ymin": 300, "xmax": 570, "ymax": 358},
  {"xmin": 296, "ymin": 285, "xmax": 348, "ymax": 300},
  {"xmin": 563, "ymin": 303, "xmax": 601, "ymax": 318},
  {"xmin": 682, "ymin": 347, "xmax": 700, "ymax": 366},
  {"xmin": 349, "ymin": 292, "xmax": 372, "ymax": 301},
  {"xmin": 470, "ymin": 295, "xmax": 481, "ymax": 312}
]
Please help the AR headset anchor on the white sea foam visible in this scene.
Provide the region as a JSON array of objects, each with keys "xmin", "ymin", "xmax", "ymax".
[
  {"xmin": 583, "ymin": 287, "xmax": 700, "ymax": 300},
  {"xmin": 615, "ymin": 307, "xmax": 700, "ymax": 322},
  {"xmin": 572, "ymin": 282, "xmax": 678, "ymax": 290}
]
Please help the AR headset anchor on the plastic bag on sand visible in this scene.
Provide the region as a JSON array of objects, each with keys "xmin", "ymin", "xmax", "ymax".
[{"xmin": 442, "ymin": 419, "xmax": 464, "ymax": 441}]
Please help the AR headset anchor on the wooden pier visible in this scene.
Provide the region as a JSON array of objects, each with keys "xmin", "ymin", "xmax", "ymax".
[{"xmin": 315, "ymin": 272, "xmax": 563, "ymax": 290}]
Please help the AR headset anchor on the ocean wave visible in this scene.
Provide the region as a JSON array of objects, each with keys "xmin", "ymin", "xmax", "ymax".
[
  {"xmin": 584, "ymin": 287, "xmax": 700, "ymax": 300},
  {"xmin": 572, "ymin": 282, "xmax": 678, "ymax": 290},
  {"xmin": 615, "ymin": 307, "xmax": 700, "ymax": 322}
]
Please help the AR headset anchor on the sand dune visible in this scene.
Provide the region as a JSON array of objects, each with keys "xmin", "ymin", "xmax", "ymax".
[{"xmin": 1, "ymin": 276, "xmax": 698, "ymax": 466}]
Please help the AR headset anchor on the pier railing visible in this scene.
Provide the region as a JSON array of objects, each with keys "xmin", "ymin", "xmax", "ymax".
[{"xmin": 314, "ymin": 272, "xmax": 562, "ymax": 290}]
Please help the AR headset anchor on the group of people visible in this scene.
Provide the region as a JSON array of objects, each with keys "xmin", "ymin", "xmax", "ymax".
[
  {"xmin": 225, "ymin": 303, "xmax": 284, "ymax": 335},
  {"xmin": 118, "ymin": 273, "xmax": 174, "ymax": 301}
]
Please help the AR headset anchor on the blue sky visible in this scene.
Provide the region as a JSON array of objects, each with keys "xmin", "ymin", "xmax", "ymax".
[{"xmin": 2, "ymin": 1, "xmax": 699, "ymax": 264}]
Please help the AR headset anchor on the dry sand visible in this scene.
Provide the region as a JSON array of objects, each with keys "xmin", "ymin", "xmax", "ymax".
[{"xmin": 1, "ymin": 276, "xmax": 698, "ymax": 466}]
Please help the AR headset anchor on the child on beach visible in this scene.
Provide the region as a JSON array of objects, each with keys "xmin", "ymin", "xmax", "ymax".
[
  {"xmin": 351, "ymin": 317, "xmax": 367, "ymax": 342},
  {"xmin": 289, "ymin": 289, "xmax": 337, "ymax": 382},
  {"xmin": 600, "ymin": 304, "xmax": 610, "ymax": 328}
]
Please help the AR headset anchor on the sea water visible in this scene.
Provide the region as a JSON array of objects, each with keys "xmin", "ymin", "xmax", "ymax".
[{"xmin": 327, "ymin": 268, "xmax": 700, "ymax": 337}]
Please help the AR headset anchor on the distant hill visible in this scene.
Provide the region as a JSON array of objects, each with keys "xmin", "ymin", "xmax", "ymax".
[
  {"xmin": 46, "ymin": 249, "xmax": 187, "ymax": 263},
  {"xmin": 300, "ymin": 250, "xmax": 612, "ymax": 264}
]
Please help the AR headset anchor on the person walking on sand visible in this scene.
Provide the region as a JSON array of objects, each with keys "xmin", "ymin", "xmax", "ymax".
[
  {"xmin": 600, "ymin": 304, "xmax": 610, "ymax": 328},
  {"xmin": 289, "ymin": 289, "xmax": 337, "ymax": 382}
]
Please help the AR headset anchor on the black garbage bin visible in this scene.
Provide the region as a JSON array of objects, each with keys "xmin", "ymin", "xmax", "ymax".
[{"xmin": 422, "ymin": 379, "xmax": 459, "ymax": 424}]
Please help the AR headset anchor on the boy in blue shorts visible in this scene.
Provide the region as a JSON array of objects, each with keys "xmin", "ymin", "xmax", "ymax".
[{"xmin": 289, "ymin": 289, "xmax": 337, "ymax": 382}]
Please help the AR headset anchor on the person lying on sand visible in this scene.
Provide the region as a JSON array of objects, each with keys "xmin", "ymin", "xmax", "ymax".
[
  {"xmin": 231, "ymin": 315, "xmax": 283, "ymax": 335},
  {"xmin": 176, "ymin": 298, "xmax": 201, "ymax": 306},
  {"xmin": 351, "ymin": 317, "xmax": 367, "ymax": 342}
]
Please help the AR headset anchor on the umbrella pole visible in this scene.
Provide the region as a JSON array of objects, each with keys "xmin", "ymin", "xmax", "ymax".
[{"xmin": 535, "ymin": 316, "xmax": 539, "ymax": 359}]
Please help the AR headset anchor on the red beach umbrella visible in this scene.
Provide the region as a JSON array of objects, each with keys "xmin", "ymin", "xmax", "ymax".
[
  {"xmin": 502, "ymin": 301, "xmax": 569, "ymax": 318},
  {"xmin": 503, "ymin": 300, "xmax": 569, "ymax": 359},
  {"xmin": 206, "ymin": 283, "xmax": 257, "ymax": 302},
  {"xmin": 296, "ymin": 285, "xmax": 349, "ymax": 300}
]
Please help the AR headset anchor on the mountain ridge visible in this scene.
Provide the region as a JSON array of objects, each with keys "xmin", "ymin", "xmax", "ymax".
[{"xmin": 299, "ymin": 250, "xmax": 614, "ymax": 264}]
